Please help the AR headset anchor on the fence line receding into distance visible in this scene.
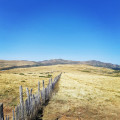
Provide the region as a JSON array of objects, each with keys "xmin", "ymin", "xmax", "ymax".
[{"xmin": 0, "ymin": 73, "xmax": 62, "ymax": 120}]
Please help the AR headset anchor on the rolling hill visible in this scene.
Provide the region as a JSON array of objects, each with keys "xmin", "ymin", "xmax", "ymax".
[
  {"xmin": 0, "ymin": 59, "xmax": 120, "ymax": 70},
  {"xmin": 37, "ymin": 59, "xmax": 120, "ymax": 70},
  {"xmin": 0, "ymin": 60, "xmax": 36, "ymax": 69}
]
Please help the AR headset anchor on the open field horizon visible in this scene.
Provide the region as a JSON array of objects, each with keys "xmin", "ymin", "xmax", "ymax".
[
  {"xmin": 1, "ymin": 59, "xmax": 120, "ymax": 71},
  {"xmin": 0, "ymin": 64, "xmax": 120, "ymax": 119}
]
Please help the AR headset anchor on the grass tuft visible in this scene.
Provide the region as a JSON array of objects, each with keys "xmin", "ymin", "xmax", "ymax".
[{"xmin": 19, "ymin": 73, "xmax": 25, "ymax": 75}]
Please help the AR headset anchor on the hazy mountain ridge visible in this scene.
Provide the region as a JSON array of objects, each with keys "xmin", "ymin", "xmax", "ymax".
[
  {"xmin": 0, "ymin": 60, "xmax": 36, "ymax": 69},
  {"xmin": 83, "ymin": 60, "xmax": 120, "ymax": 70},
  {"xmin": 0, "ymin": 59, "xmax": 120, "ymax": 70},
  {"xmin": 37, "ymin": 59, "xmax": 120, "ymax": 70}
]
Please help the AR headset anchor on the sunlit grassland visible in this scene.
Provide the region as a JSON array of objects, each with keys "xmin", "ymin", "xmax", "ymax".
[
  {"xmin": 42, "ymin": 65, "xmax": 120, "ymax": 120},
  {"xmin": 0, "ymin": 64, "xmax": 120, "ymax": 119},
  {"xmin": 0, "ymin": 65, "xmax": 60, "ymax": 117}
]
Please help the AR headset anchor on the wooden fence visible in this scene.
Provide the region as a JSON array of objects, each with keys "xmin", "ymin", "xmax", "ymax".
[{"xmin": 0, "ymin": 73, "xmax": 62, "ymax": 120}]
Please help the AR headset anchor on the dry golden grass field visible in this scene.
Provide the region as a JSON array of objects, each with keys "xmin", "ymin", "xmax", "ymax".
[
  {"xmin": 0, "ymin": 64, "xmax": 120, "ymax": 120},
  {"xmin": 0, "ymin": 65, "xmax": 60, "ymax": 119}
]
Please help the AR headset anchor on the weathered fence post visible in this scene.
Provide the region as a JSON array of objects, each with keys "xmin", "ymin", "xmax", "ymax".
[
  {"xmin": 30, "ymin": 88, "xmax": 32, "ymax": 96},
  {"xmin": 5, "ymin": 115, "xmax": 7, "ymax": 120},
  {"xmin": 0, "ymin": 74, "xmax": 61, "ymax": 120},
  {"xmin": 0, "ymin": 103, "xmax": 4, "ymax": 120},
  {"xmin": 43, "ymin": 80, "xmax": 44, "ymax": 89},
  {"xmin": 38, "ymin": 81, "xmax": 40, "ymax": 93},
  {"xmin": 5, "ymin": 115, "xmax": 9, "ymax": 120},
  {"xmin": 38, "ymin": 81, "xmax": 41, "ymax": 105},
  {"xmin": 26, "ymin": 87, "xmax": 30, "ymax": 117},
  {"xmin": 38, "ymin": 82, "xmax": 40, "ymax": 99},
  {"xmin": 42, "ymin": 80, "xmax": 45, "ymax": 104},
  {"xmin": 51, "ymin": 78, "xmax": 52, "ymax": 84},
  {"xmin": 15, "ymin": 106, "xmax": 18, "ymax": 120},
  {"xmin": 12, "ymin": 109, "xmax": 15, "ymax": 120},
  {"xmin": 19, "ymin": 86, "xmax": 24, "ymax": 119}
]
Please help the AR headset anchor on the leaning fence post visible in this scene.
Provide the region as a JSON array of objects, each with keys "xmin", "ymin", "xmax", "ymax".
[
  {"xmin": 38, "ymin": 81, "xmax": 40, "ymax": 105},
  {"xmin": 0, "ymin": 103, "xmax": 4, "ymax": 120},
  {"xmin": 51, "ymin": 78, "xmax": 52, "ymax": 84},
  {"xmin": 38, "ymin": 81, "xmax": 40, "ymax": 93},
  {"xmin": 19, "ymin": 86, "xmax": 24, "ymax": 119},
  {"xmin": 42, "ymin": 80, "xmax": 45, "ymax": 103},
  {"xmin": 5, "ymin": 115, "xmax": 7, "ymax": 120},
  {"xmin": 15, "ymin": 106, "xmax": 18, "ymax": 120},
  {"xmin": 12, "ymin": 109, "xmax": 15, "ymax": 120},
  {"xmin": 5, "ymin": 115, "xmax": 9, "ymax": 120},
  {"xmin": 30, "ymin": 88, "xmax": 32, "ymax": 97},
  {"xmin": 43, "ymin": 80, "xmax": 44, "ymax": 89},
  {"xmin": 26, "ymin": 88, "xmax": 30, "ymax": 116},
  {"xmin": 26, "ymin": 88, "xmax": 30, "ymax": 103},
  {"xmin": 38, "ymin": 82, "xmax": 40, "ymax": 97}
]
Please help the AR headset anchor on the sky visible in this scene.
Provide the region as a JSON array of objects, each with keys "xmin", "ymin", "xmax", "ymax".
[{"xmin": 0, "ymin": 0, "xmax": 120, "ymax": 64}]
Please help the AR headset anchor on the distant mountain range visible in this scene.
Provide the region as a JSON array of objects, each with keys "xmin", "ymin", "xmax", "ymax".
[
  {"xmin": 0, "ymin": 59, "xmax": 120, "ymax": 70},
  {"xmin": 37, "ymin": 59, "xmax": 120, "ymax": 70}
]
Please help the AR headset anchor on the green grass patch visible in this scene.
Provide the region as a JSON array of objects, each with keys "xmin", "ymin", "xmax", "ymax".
[
  {"xmin": 39, "ymin": 75, "xmax": 45, "ymax": 77},
  {"xmin": 9, "ymin": 101, "xmax": 17, "ymax": 107},
  {"xmin": 19, "ymin": 73, "xmax": 25, "ymax": 75},
  {"xmin": 81, "ymin": 70, "xmax": 91, "ymax": 73},
  {"xmin": 113, "ymin": 74, "xmax": 120, "ymax": 77},
  {"xmin": 45, "ymin": 72, "xmax": 49, "ymax": 74},
  {"xmin": 21, "ymin": 80, "xmax": 26, "ymax": 82},
  {"xmin": 28, "ymin": 73, "xmax": 33, "ymax": 74},
  {"xmin": 39, "ymin": 74, "xmax": 52, "ymax": 78},
  {"xmin": 113, "ymin": 70, "xmax": 120, "ymax": 73},
  {"xmin": 45, "ymin": 74, "xmax": 52, "ymax": 78}
]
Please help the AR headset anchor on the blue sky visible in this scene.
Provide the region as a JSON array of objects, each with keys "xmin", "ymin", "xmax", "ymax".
[{"xmin": 0, "ymin": 0, "xmax": 120, "ymax": 64}]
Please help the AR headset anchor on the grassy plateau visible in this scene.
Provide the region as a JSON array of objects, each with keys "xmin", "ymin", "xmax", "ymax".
[{"xmin": 0, "ymin": 64, "xmax": 120, "ymax": 119}]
